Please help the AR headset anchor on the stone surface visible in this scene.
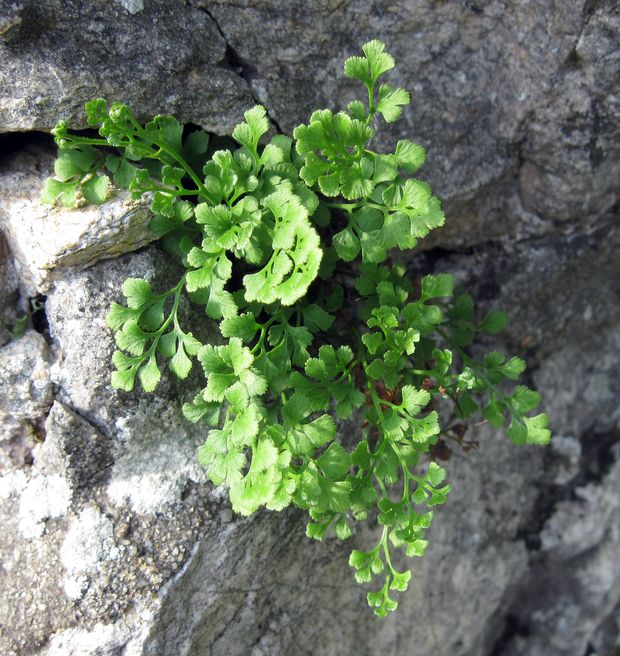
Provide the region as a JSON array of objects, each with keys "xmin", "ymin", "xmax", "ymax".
[
  {"xmin": 140, "ymin": 432, "xmax": 540, "ymax": 656},
  {"xmin": 501, "ymin": 455, "xmax": 620, "ymax": 656},
  {"xmin": 0, "ymin": 1, "xmax": 253, "ymax": 134},
  {"xmin": 0, "ymin": 227, "xmax": 21, "ymax": 345},
  {"xmin": 0, "ymin": 144, "xmax": 154, "ymax": 294},
  {"xmin": 1, "ymin": 1, "xmax": 617, "ymax": 251},
  {"xmin": 0, "ymin": 249, "xmax": 218, "ymax": 656},
  {"xmin": 0, "ymin": 331, "xmax": 51, "ymax": 421},
  {"xmin": 0, "ymin": 330, "xmax": 52, "ymax": 473},
  {"xmin": 0, "ymin": 1, "xmax": 618, "ymax": 655}
]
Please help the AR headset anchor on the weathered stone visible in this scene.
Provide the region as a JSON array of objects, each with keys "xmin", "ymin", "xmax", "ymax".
[
  {"xmin": 589, "ymin": 601, "xmax": 620, "ymax": 656},
  {"xmin": 17, "ymin": 473, "xmax": 72, "ymax": 540},
  {"xmin": 0, "ymin": 466, "xmax": 75, "ymax": 654},
  {"xmin": 0, "ymin": 228, "xmax": 20, "ymax": 345},
  {"xmin": 0, "ymin": 145, "xmax": 154, "ymax": 294},
  {"xmin": 0, "ymin": 231, "xmax": 611, "ymax": 656},
  {"xmin": 520, "ymin": 5, "xmax": 620, "ymax": 225},
  {"xmin": 203, "ymin": 0, "xmax": 619, "ymax": 248},
  {"xmin": 60, "ymin": 504, "xmax": 119, "ymax": 601},
  {"xmin": 0, "ymin": 330, "xmax": 52, "ymax": 473},
  {"xmin": 139, "ymin": 432, "xmax": 540, "ymax": 656},
  {"xmin": 501, "ymin": 456, "xmax": 620, "ymax": 656},
  {"xmin": 0, "ymin": 1, "xmax": 253, "ymax": 134},
  {"xmin": 1, "ymin": 1, "xmax": 617, "ymax": 253},
  {"xmin": 106, "ymin": 398, "xmax": 207, "ymax": 514},
  {"xmin": 0, "ymin": 2, "xmax": 25, "ymax": 44},
  {"xmin": 44, "ymin": 246, "xmax": 204, "ymax": 427},
  {"xmin": 38, "ymin": 402, "xmax": 113, "ymax": 501},
  {"xmin": 0, "ymin": 331, "xmax": 51, "ymax": 423},
  {"xmin": 0, "ymin": 250, "xmax": 218, "ymax": 655}
]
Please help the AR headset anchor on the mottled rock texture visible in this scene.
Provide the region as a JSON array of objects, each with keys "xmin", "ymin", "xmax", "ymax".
[
  {"xmin": 0, "ymin": 227, "xmax": 20, "ymax": 345},
  {"xmin": 0, "ymin": 144, "xmax": 154, "ymax": 294},
  {"xmin": 0, "ymin": 1, "xmax": 618, "ymax": 655},
  {"xmin": 0, "ymin": 1, "xmax": 253, "ymax": 134}
]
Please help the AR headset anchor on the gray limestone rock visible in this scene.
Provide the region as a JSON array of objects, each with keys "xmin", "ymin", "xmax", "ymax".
[
  {"xmin": 0, "ymin": 329, "xmax": 51, "ymax": 422},
  {"xmin": 1, "ymin": 1, "xmax": 617, "ymax": 252},
  {"xmin": 0, "ymin": 2, "xmax": 25, "ymax": 44},
  {"xmin": 0, "ymin": 230, "xmax": 611, "ymax": 656},
  {"xmin": 501, "ymin": 456, "xmax": 620, "ymax": 656},
  {"xmin": 0, "ymin": 145, "xmax": 155, "ymax": 294},
  {"xmin": 38, "ymin": 402, "xmax": 113, "ymax": 501},
  {"xmin": 0, "ymin": 330, "xmax": 52, "ymax": 473},
  {"xmin": 139, "ymin": 431, "xmax": 540, "ymax": 656},
  {"xmin": 0, "ymin": 249, "xmax": 219, "ymax": 655},
  {"xmin": 0, "ymin": 1, "xmax": 618, "ymax": 655},
  {"xmin": 0, "ymin": 227, "xmax": 21, "ymax": 345},
  {"xmin": 203, "ymin": 0, "xmax": 619, "ymax": 248},
  {"xmin": 0, "ymin": 1, "xmax": 253, "ymax": 135}
]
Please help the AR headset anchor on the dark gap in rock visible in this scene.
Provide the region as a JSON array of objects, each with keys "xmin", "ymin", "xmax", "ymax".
[
  {"xmin": 199, "ymin": 5, "xmax": 283, "ymax": 133},
  {"xmin": 183, "ymin": 122, "xmax": 203, "ymax": 133},
  {"xmin": 183, "ymin": 122, "xmax": 236, "ymax": 155},
  {"xmin": 200, "ymin": 7, "xmax": 254, "ymax": 81},
  {"xmin": 30, "ymin": 294, "xmax": 49, "ymax": 336},
  {"xmin": 223, "ymin": 43, "xmax": 247, "ymax": 78},
  {"xmin": 3, "ymin": 428, "xmax": 36, "ymax": 471},
  {"xmin": 461, "ymin": 0, "xmax": 484, "ymax": 14},
  {"xmin": 582, "ymin": 0, "xmax": 599, "ymax": 23},
  {"xmin": 488, "ymin": 613, "xmax": 531, "ymax": 656},
  {"xmin": 409, "ymin": 242, "xmax": 504, "ymax": 301},
  {"xmin": 0, "ymin": 130, "xmax": 54, "ymax": 163},
  {"xmin": 223, "ymin": 45, "xmax": 283, "ymax": 133},
  {"xmin": 0, "ymin": 230, "xmax": 23, "ymax": 345},
  {"xmin": 563, "ymin": 47, "xmax": 581, "ymax": 71},
  {"xmin": 32, "ymin": 415, "xmax": 47, "ymax": 445},
  {"xmin": 409, "ymin": 245, "xmax": 476, "ymax": 276},
  {"xmin": 472, "ymin": 266, "xmax": 503, "ymax": 302},
  {"xmin": 180, "ymin": 480, "xmax": 192, "ymax": 502},
  {"xmin": 22, "ymin": 442, "xmax": 34, "ymax": 466},
  {"xmin": 579, "ymin": 428, "xmax": 619, "ymax": 486},
  {"xmin": 516, "ymin": 427, "xmax": 619, "ymax": 551},
  {"xmin": 588, "ymin": 98, "xmax": 606, "ymax": 169}
]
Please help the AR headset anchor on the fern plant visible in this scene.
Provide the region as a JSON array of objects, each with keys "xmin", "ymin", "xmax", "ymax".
[{"xmin": 43, "ymin": 40, "xmax": 550, "ymax": 616}]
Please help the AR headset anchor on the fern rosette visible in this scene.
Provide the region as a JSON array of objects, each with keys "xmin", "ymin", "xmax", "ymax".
[{"xmin": 43, "ymin": 40, "xmax": 550, "ymax": 616}]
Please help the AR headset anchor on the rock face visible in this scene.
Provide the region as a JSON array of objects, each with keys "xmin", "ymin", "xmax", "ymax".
[
  {"xmin": 1, "ymin": 1, "xmax": 618, "ymax": 248},
  {"xmin": 0, "ymin": 227, "xmax": 20, "ymax": 345},
  {"xmin": 0, "ymin": 144, "xmax": 154, "ymax": 294},
  {"xmin": 0, "ymin": 2, "xmax": 618, "ymax": 656},
  {"xmin": 0, "ymin": 1, "xmax": 253, "ymax": 134},
  {"xmin": 0, "ymin": 331, "xmax": 52, "ymax": 472}
]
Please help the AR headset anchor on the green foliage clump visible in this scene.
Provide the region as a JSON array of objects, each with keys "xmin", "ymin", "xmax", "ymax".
[{"xmin": 43, "ymin": 40, "xmax": 550, "ymax": 616}]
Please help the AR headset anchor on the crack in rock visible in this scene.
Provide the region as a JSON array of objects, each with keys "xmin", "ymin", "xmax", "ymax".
[{"xmin": 198, "ymin": 5, "xmax": 283, "ymax": 134}]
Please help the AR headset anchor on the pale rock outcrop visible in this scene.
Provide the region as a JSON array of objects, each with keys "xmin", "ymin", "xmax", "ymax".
[{"xmin": 0, "ymin": 146, "xmax": 154, "ymax": 294}]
